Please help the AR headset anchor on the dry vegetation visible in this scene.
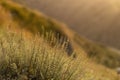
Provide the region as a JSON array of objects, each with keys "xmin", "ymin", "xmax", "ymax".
[
  {"xmin": 74, "ymin": 34, "xmax": 120, "ymax": 69},
  {"xmin": 0, "ymin": 0, "xmax": 120, "ymax": 79},
  {"xmin": 0, "ymin": 28, "xmax": 81, "ymax": 80},
  {"xmin": 1, "ymin": 0, "xmax": 120, "ymax": 69},
  {"xmin": 0, "ymin": 28, "xmax": 119, "ymax": 80},
  {"xmin": 13, "ymin": 0, "xmax": 120, "ymax": 50}
]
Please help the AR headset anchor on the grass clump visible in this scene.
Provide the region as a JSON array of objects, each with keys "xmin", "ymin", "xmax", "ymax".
[{"xmin": 0, "ymin": 29, "xmax": 81, "ymax": 80}]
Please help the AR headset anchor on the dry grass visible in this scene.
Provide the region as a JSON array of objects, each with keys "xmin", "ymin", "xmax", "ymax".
[
  {"xmin": 0, "ymin": 1, "xmax": 120, "ymax": 79},
  {"xmin": 0, "ymin": 28, "xmax": 83, "ymax": 80},
  {"xmin": 0, "ymin": 28, "xmax": 119, "ymax": 80}
]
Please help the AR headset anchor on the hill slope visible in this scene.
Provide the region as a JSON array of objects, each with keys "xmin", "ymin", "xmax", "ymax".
[
  {"xmin": 0, "ymin": 0, "xmax": 120, "ymax": 69},
  {"xmin": 13, "ymin": 0, "xmax": 120, "ymax": 50},
  {"xmin": 0, "ymin": 25, "xmax": 119, "ymax": 80}
]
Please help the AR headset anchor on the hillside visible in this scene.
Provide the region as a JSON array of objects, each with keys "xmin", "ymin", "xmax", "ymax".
[
  {"xmin": 0, "ymin": 26, "xmax": 119, "ymax": 80},
  {"xmin": 13, "ymin": 0, "xmax": 120, "ymax": 50},
  {"xmin": 0, "ymin": 0, "xmax": 120, "ymax": 79},
  {"xmin": 0, "ymin": 0, "xmax": 120, "ymax": 69}
]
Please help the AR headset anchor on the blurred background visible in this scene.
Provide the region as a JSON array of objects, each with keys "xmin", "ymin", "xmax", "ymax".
[{"xmin": 14, "ymin": 0, "xmax": 120, "ymax": 50}]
